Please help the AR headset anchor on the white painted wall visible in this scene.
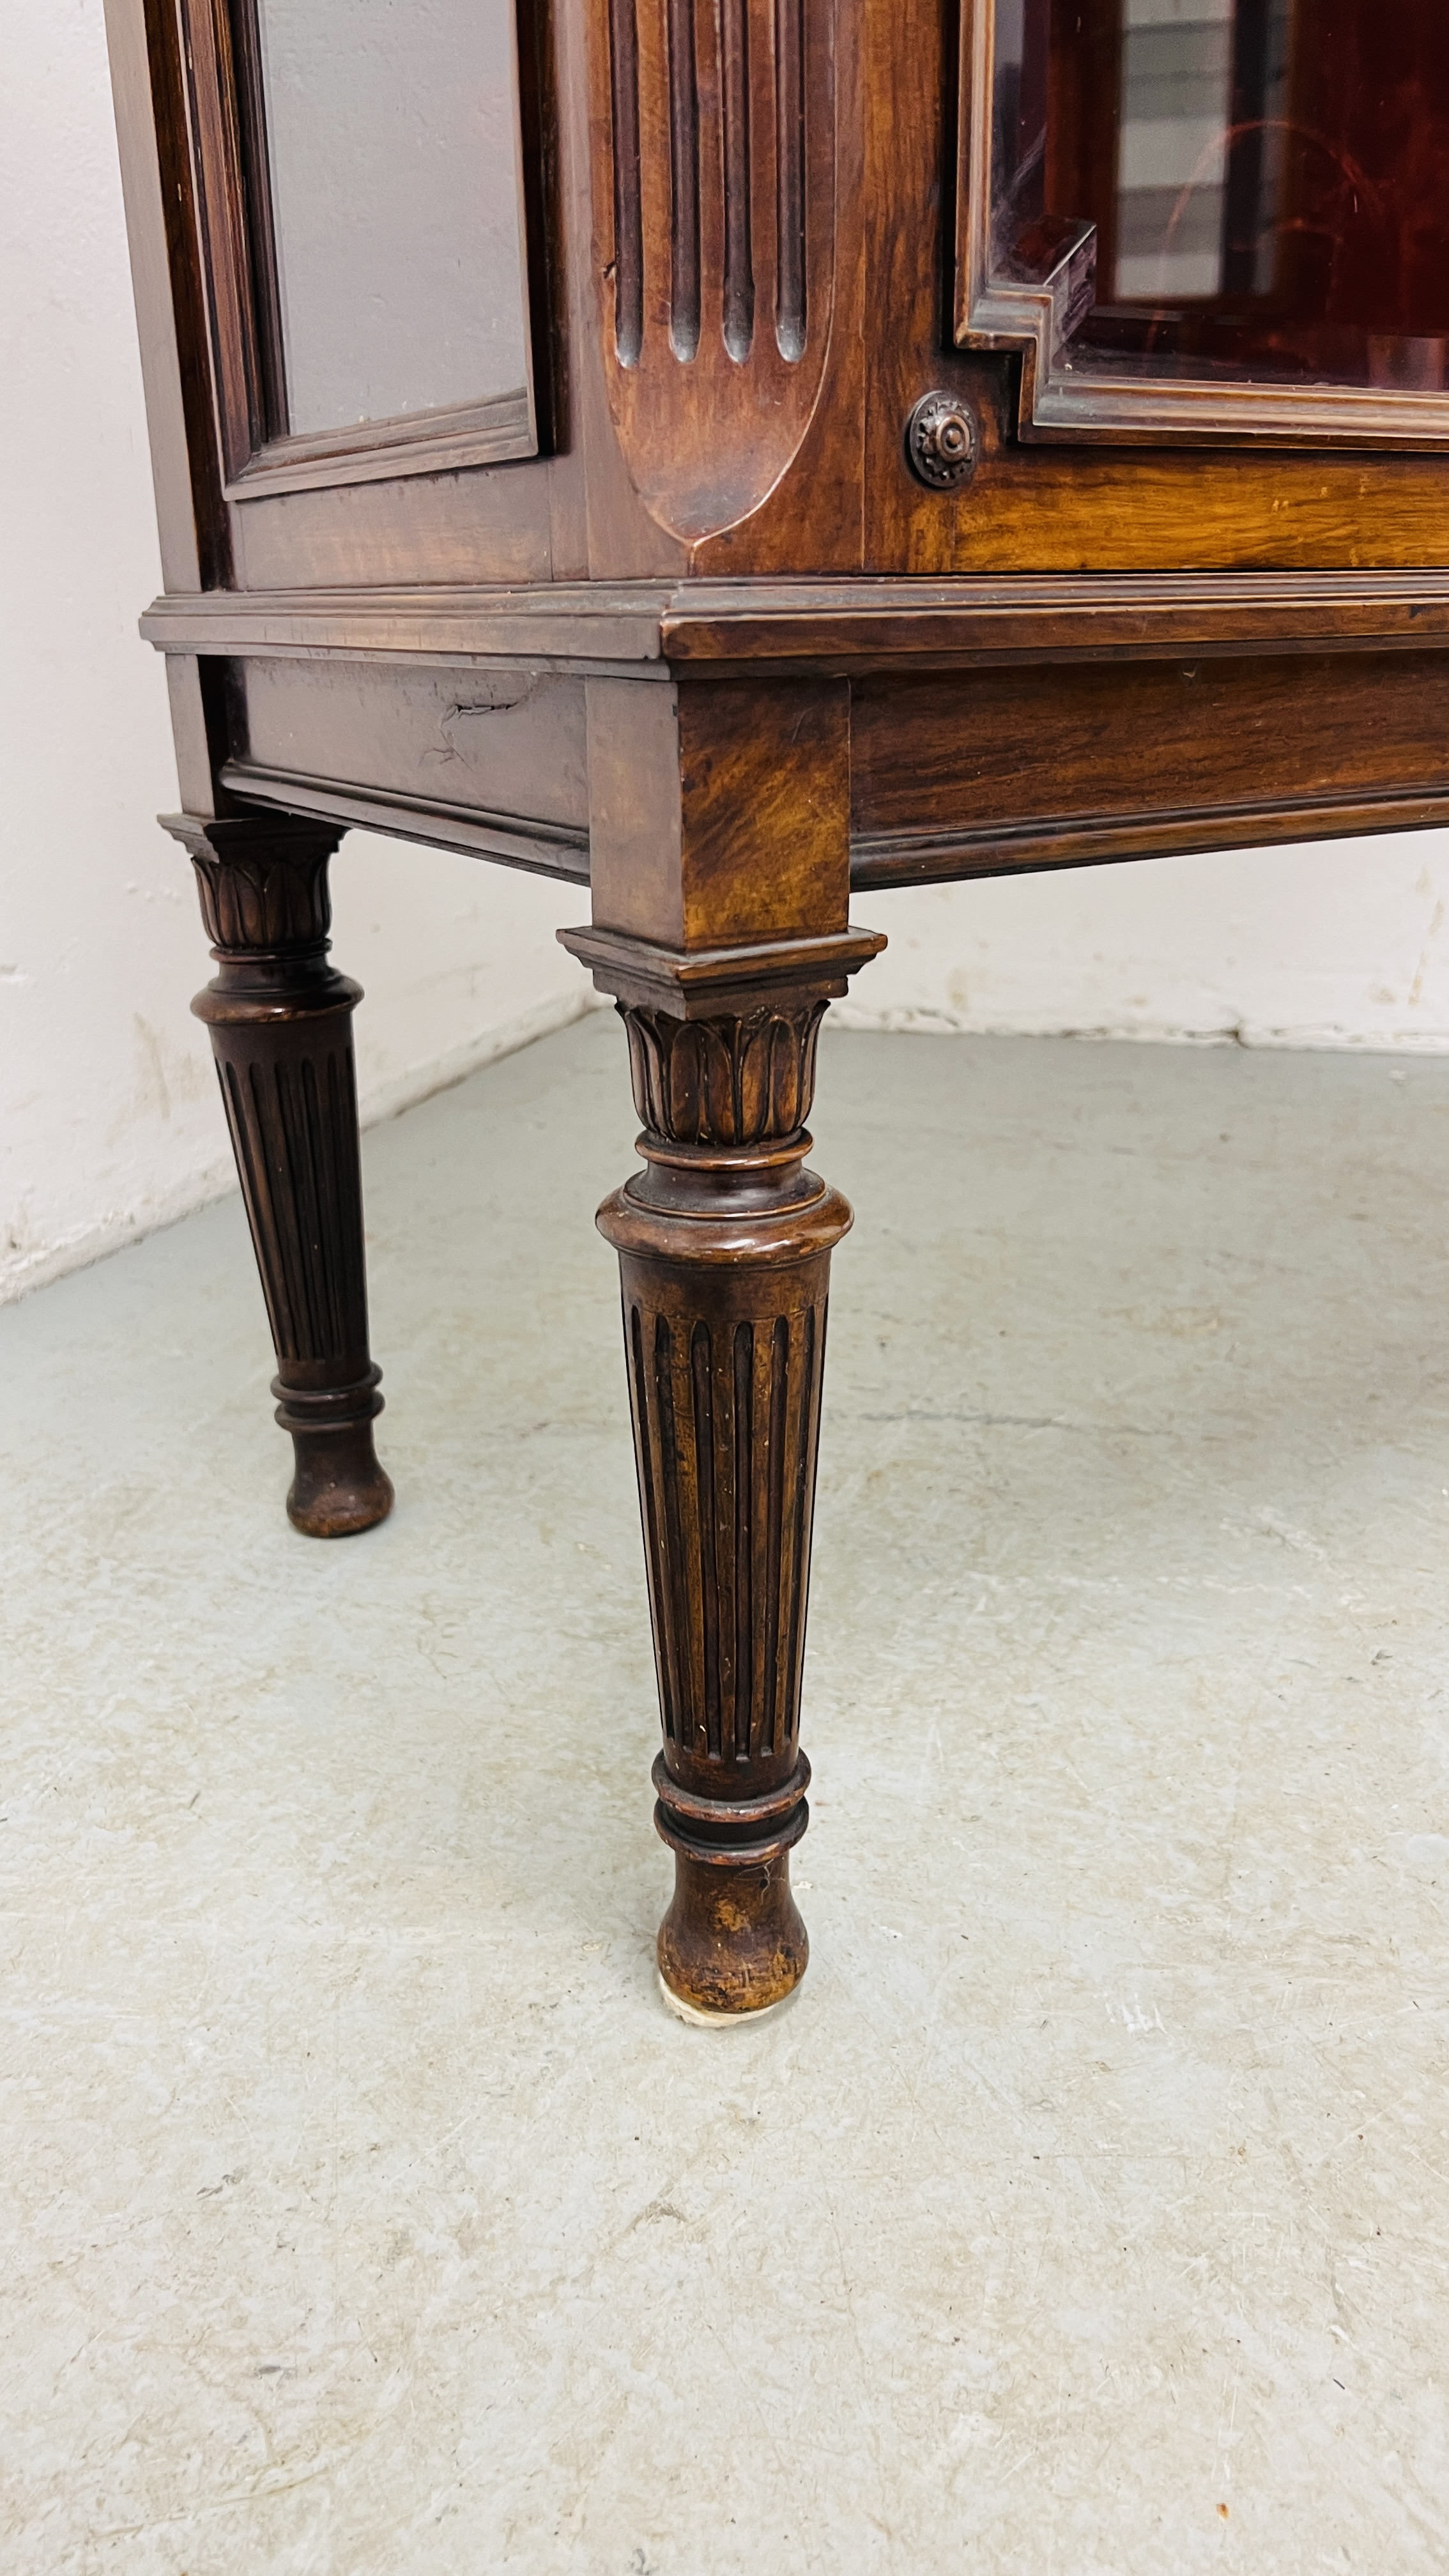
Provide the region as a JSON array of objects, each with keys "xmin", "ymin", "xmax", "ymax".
[
  {"xmin": 6, "ymin": 0, "xmax": 1449, "ymax": 1308},
  {"xmin": 0, "ymin": 0, "xmax": 589, "ymax": 1306},
  {"xmin": 844, "ymin": 838, "xmax": 1449, "ymax": 1050}
]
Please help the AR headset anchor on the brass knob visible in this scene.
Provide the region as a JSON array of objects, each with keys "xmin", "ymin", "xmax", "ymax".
[{"xmin": 905, "ymin": 392, "xmax": 977, "ymax": 489}]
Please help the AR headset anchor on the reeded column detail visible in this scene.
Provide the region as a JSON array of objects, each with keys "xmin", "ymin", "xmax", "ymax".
[
  {"xmin": 627, "ymin": 1292, "xmax": 824, "ymax": 1770},
  {"xmin": 165, "ymin": 813, "xmax": 393, "ymax": 1538},
  {"xmin": 561, "ymin": 928, "xmax": 883, "ymax": 2019}
]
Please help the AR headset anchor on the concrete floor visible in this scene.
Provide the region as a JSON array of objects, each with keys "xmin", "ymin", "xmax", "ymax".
[{"xmin": 4, "ymin": 1015, "xmax": 1449, "ymax": 2573}]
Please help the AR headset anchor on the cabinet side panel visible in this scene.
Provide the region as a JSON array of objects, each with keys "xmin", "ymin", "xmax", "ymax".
[
  {"xmin": 232, "ymin": 471, "xmax": 557, "ymax": 590},
  {"xmin": 227, "ymin": 656, "xmax": 590, "ymax": 869},
  {"xmin": 851, "ymin": 653, "xmax": 1449, "ymax": 866},
  {"xmin": 104, "ymin": 0, "xmax": 227, "ymax": 589}
]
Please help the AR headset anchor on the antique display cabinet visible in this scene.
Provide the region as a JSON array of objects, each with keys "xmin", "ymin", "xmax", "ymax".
[{"xmin": 105, "ymin": 0, "xmax": 1449, "ymax": 2019}]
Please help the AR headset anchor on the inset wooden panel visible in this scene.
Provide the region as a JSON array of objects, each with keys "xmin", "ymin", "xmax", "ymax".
[
  {"xmin": 850, "ymin": 651, "xmax": 1449, "ymax": 879},
  {"xmin": 228, "ymin": 656, "xmax": 589, "ymax": 877}
]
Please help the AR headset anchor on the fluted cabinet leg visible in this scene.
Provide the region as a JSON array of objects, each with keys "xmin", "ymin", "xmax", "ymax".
[
  {"xmin": 165, "ymin": 813, "xmax": 393, "ymax": 1538},
  {"xmin": 564, "ymin": 955, "xmax": 877, "ymax": 2020}
]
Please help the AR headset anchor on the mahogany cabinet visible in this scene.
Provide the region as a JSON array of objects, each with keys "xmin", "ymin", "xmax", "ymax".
[{"xmin": 105, "ymin": 0, "xmax": 1449, "ymax": 2018}]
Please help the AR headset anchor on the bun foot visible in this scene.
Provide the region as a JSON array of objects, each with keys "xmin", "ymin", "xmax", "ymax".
[
  {"xmin": 657, "ymin": 1968, "xmax": 797, "ymax": 2026},
  {"xmin": 279, "ymin": 1378, "xmax": 394, "ymax": 1537},
  {"xmin": 654, "ymin": 1755, "xmax": 811, "ymax": 2016},
  {"xmin": 285, "ymin": 1431, "xmax": 394, "ymax": 1537},
  {"xmin": 657, "ymin": 1852, "xmax": 809, "ymax": 2017}
]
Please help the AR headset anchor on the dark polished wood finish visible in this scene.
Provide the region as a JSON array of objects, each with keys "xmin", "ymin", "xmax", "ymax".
[
  {"xmin": 562, "ymin": 923, "xmax": 882, "ymax": 2012},
  {"xmin": 105, "ymin": 0, "xmax": 1449, "ymax": 2011},
  {"xmin": 168, "ymin": 811, "xmax": 393, "ymax": 1538}
]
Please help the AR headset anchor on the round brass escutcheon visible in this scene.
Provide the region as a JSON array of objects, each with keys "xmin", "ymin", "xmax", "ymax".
[{"xmin": 905, "ymin": 392, "xmax": 977, "ymax": 489}]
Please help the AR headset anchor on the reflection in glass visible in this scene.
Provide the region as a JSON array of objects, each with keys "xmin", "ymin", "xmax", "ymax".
[
  {"xmin": 255, "ymin": 0, "xmax": 532, "ymax": 436},
  {"xmin": 989, "ymin": 0, "xmax": 1449, "ymax": 390}
]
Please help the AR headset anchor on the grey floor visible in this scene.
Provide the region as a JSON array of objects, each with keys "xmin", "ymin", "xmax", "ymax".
[{"xmin": 4, "ymin": 1015, "xmax": 1448, "ymax": 2573}]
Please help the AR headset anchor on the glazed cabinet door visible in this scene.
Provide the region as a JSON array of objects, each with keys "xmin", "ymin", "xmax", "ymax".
[{"xmin": 958, "ymin": 0, "xmax": 1449, "ymax": 446}]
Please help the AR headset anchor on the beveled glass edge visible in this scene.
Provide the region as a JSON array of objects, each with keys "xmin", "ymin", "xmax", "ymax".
[
  {"xmin": 223, "ymin": 385, "xmax": 535, "ymax": 500},
  {"xmin": 953, "ymin": 0, "xmax": 1449, "ymax": 452}
]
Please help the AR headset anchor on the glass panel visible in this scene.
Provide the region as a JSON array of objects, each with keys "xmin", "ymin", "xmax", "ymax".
[
  {"xmin": 254, "ymin": 0, "xmax": 532, "ymax": 436},
  {"xmin": 988, "ymin": 0, "xmax": 1449, "ymax": 391}
]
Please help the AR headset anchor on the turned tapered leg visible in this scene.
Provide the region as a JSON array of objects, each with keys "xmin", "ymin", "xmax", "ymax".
[
  {"xmin": 165, "ymin": 813, "xmax": 393, "ymax": 1538},
  {"xmin": 560, "ymin": 928, "xmax": 881, "ymax": 2018}
]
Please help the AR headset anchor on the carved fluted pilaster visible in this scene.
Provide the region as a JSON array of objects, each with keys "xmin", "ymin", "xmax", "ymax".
[{"xmin": 598, "ymin": 0, "xmax": 838, "ymax": 534}]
